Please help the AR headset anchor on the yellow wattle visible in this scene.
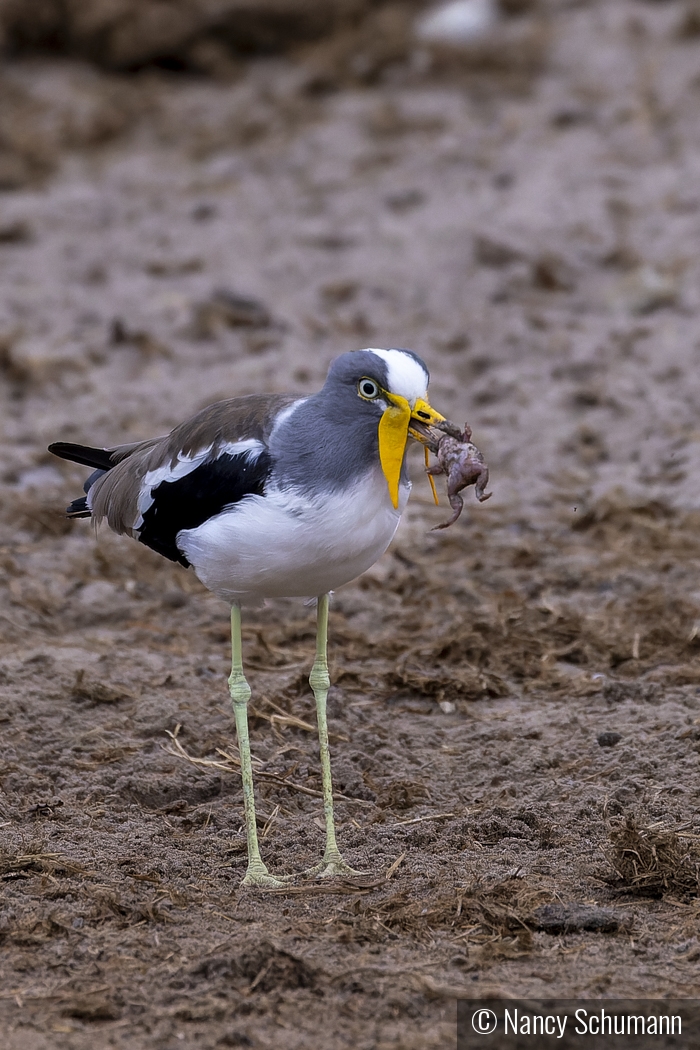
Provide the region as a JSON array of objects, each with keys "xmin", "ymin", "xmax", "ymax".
[{"xmin": 378, "ymin": 395, "xmax": 411, "ymax": 509}]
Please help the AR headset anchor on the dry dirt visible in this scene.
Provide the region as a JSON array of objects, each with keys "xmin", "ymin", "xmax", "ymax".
[{"xmin": 2, "ymin": 1, "xmax": 700, "ymax": 1047}]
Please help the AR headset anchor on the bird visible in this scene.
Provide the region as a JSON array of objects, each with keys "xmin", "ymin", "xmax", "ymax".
[{"xmin": 49, "ymin": 347, "xmax": 447, "ymax": 887}]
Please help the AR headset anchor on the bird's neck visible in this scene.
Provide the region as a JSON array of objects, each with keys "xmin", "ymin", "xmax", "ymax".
[{"xmin": 271, "ymin": 393, "xmax": 382, "ymax": 496}]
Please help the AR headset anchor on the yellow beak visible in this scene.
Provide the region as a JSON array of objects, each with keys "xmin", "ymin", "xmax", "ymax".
[
  {"xmin": 378, "ymin": 394, "xmax": 446, "ymax": 508},
  {"xmin": 409, "ymin": 397, "xmax": 447, "ymax": 439}
]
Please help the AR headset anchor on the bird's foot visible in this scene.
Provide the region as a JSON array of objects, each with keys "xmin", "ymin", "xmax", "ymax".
[
  {"xmin": 300, "ymin": 851, "xmax": 366, "ymax": 880},
  {"xmin": 240, "ymin": 860, "xmax": 293, "ymax": 889}
]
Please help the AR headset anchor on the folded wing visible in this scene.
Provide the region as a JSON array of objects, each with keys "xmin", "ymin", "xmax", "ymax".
[{"xmin": 49, "ymin": 393, "xmax": 295, "ymax": 565}]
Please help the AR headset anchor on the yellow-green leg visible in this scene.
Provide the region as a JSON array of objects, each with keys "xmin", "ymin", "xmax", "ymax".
[
  {"xmin": 229, "ymin": 604, "xmax": 287, "ymax": 888},
  {"xmin": 303, "ymin": 593, "xmax": 362, "ymax": 878}
]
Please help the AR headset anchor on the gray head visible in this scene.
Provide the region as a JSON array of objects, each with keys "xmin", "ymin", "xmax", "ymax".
[
  {"xmin": 271, "ymin": 348, "xmax": 433, "ymax": 495},
  {"xmin": 323, "ymin": 348, "xmax": 430, "ymax": 408}
]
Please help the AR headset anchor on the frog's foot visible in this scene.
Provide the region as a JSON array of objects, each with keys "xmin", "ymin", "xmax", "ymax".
[
  {"xmin": 432, "ymin": 495, "xmax": 463, "ymax": 530},
  {"xmin": 475, "ymin": 470, "xmax": 492, "ymax": 502}
]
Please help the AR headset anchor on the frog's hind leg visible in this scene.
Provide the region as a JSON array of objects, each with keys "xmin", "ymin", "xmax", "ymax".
[
  {"xmin": 432, "ymin": 493, "xmax": 464, "ymax": 531},
  {"xmin": 474, "ymin": 468, "xmax": 492, "ymax": 503}
]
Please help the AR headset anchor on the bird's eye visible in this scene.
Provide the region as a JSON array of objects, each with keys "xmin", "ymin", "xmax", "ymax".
[{"xmin": 358, "ymin": 378, "xmax": 380, "ymax": 400}]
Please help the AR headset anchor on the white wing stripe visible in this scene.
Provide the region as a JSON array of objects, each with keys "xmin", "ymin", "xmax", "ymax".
[
  {"xmin": 134, "ymin": 439, "xmax": 264, "ymax": 530},
  {"xmin": 269, "ymin": 398, "xmax": 307, "ymax": 441}
]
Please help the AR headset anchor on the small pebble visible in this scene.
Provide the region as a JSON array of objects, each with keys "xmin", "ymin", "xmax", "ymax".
[
  {"xmin": 415, "ymin": 0, "xmax": 497, "ymax": 45},
  {"xmin": 597, "ymin": 731, "xmax": 622, "ymax": 748},
  {"xmin": 614, "ymin": 264, "xmax": 677, "ymax": 315}
]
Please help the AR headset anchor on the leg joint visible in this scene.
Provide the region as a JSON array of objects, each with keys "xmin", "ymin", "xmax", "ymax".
[
  {"xmin": 229, "ymin": 670, "xmax": 251, "ymax": 706},
  {"xmin": 309, "ymin": 661, "xmax": 330, "ymax": 695}
]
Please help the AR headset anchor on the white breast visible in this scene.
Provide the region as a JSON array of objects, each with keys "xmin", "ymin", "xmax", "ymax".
[{"xmin": 176, "ymin": 467, "xmax": 409, "ymax": 602}]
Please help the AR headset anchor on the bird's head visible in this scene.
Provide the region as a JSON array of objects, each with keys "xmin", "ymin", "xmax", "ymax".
[{"xmin": 324, "ymin": 348, "xmax": 446, "ymax": 508}]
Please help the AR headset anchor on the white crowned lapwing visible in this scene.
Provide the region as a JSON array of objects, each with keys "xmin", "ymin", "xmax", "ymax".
[{"xmin": 50, "ymin": 348, "xmax": 447, "ymax": 887}]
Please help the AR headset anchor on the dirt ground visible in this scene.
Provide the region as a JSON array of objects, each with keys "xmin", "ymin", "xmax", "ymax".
[{"xmin": 2, "ymin": 1, "xmax": 700, "ymax": 1047}]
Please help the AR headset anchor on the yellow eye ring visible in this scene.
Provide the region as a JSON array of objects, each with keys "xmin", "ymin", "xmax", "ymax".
[{"xmin": 358, "ymin": 377, "xmax": 380, "ymax": 400}]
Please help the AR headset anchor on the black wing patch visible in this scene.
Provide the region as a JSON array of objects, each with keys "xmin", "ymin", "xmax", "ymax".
[{"xmin": 138, "ymin": 449, "xmax": 272, "ymax": 566}]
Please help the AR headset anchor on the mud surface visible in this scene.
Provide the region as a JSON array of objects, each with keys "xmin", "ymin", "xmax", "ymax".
[{"xmin": 3, "ymin": 2, "xmax": 700, "ymax": 1047}]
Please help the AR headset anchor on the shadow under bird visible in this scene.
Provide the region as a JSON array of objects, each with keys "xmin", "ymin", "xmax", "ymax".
[{"xmin": 49, "ymin": 348, "xmax": 453, "ymax": 887}]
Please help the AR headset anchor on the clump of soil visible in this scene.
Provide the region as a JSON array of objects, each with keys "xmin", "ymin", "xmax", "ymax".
[
  {"xmin": 0, "ymin": 0, "xmax": 374, "ymax": 68},
  {"xmin": 0, "ymin": 0, "xmax": 549, "ymax": 86},
  {"xmin": 607, "ymin": 816, "xmax": 700, "ymax": 899},
  {"xmin": 338, "ymin": 875, "xmax": 548, "ymax": 947}
]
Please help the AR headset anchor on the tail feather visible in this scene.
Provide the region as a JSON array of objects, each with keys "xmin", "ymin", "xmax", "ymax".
[
  {"xmin": 83, "ymin": 467, "xmax": 107, "ymax": 493},
  {"xmin": 66, "ymin": 496, "xmax": 91, "ymax": 518},
  {"xmin": 48, "ymin": 442, "xmax": 114, "ymax": 471},
  {"xmin": 49, "ymin": 442, "xmax": 115, "ymax": 521}
]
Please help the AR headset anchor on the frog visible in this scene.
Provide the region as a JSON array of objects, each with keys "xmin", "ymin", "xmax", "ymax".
[{"xmin": 426, "ymin": 422, "xmax": 491, "ymax": 530}]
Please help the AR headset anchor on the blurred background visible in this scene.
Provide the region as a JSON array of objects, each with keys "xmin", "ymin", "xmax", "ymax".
[{"xmin": 3, "ymin": 2, "xmax": 700, "ymax": 1044}]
